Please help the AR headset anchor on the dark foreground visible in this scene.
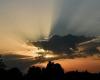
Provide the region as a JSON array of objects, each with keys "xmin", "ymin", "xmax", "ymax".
[{"xmin": 0, "ymin": 61, "xmax": 100, "ymax": 80}]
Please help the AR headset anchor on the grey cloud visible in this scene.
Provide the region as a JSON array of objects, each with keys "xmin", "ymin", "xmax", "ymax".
[{"xmin": 50, "ymin": 0, "xmax": 100, "ymax": 36}]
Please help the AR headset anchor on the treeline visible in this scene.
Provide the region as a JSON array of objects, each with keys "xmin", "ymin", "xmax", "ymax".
[{"xmin": 0, "ymin": 61, "xmax": 100, "ymax": 80}]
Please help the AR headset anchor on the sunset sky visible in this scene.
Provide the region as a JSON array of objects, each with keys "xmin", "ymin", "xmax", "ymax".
[{"xmin": 0, "ymin": 0, "xmax": 100, "ymax": 73}]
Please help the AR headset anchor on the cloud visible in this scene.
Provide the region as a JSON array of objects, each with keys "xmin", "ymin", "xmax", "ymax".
[{"xmin": 50, "ymin": 0, "xmax": 100, "ymax": 36}]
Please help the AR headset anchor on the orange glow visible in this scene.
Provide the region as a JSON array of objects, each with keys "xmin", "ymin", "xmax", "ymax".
[{"xmin": 34, "ymin": 57, "xmax": 100, "ymax": 73}]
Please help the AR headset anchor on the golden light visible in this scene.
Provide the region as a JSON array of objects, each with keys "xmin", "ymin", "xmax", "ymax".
[
  {"xmin": 30, "ymin": 47, "xmax": 59, "ymax": 59},
  {"xmin": 44, "ymin": 54, "xmax": 57, "ymax": 58}
]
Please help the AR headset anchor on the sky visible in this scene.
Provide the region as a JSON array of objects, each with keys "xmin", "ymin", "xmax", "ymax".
[
  {"xmin": 0, "ymin": 0, "xmax": 100, "ymax": 72},
  {"xmin": 51, "ymin": 0, "xmax": 100, "ymax": 36},
  {"xmin": 0, "ymin": 0, "xmax": 56, "ymax": 53},
  {"xmin": 0, "ymin": 0, "xmax": 100, "ymax": 41},
  {"xmin": 0, "ymin": 0, "xmax": 55, "ymax": 40}
]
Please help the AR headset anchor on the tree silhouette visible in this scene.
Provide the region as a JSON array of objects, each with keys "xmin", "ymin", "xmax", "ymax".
[{"xmin": 0, "ymin": 60, "xmax": 100, "ymax": 80}]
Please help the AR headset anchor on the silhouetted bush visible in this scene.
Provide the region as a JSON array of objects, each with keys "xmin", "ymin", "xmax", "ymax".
[{"xmin": 7, "ymin": 68, "xmax": 23, "ymax": 80}]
